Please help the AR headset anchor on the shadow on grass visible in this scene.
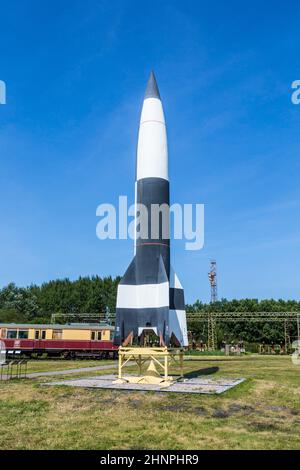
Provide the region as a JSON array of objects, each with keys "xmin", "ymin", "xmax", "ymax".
[{"xmin": 184, "ymin": 366, "xmax": 219, "ymax": 379}]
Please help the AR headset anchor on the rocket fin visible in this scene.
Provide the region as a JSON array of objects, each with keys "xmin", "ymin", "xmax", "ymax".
[
  {"xmin": 119, "ymin": 255, "xmax": 137, "ymax": 285},
  {"xmin": 169, "ymin": 266, "xmax": 188, "ymax": 347}
]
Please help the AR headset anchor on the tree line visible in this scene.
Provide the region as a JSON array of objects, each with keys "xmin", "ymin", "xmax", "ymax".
[
  {"xmin": 0, "ymin": 278, "xmax": 299, "ymax": 344},
  {"xmin": 0, "ymin": 277, "xmax": 120, "ymax": 323},
  {"xmin": 186, "ymin": 298, "xmax": 300, "ymax": 346}
]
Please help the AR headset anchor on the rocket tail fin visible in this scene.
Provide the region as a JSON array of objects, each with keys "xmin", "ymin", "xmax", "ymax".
[{"xmin": 169, "ymin": 266, "xmax": 188, "ymax": 347}]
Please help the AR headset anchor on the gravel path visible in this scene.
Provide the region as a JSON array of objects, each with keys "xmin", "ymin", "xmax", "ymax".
[
  {"xmin": 27, "ymin": 363, "xmax": 119, "ymax": 378},
  {"xmin": 0, "ymin": 362, "xmax": 124, "ymax": 380}
]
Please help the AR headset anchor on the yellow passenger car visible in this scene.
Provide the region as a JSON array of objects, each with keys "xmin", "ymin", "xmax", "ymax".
[{"xmin": 0, "ymin": 323, "xmax": 117, "ymax": 359}]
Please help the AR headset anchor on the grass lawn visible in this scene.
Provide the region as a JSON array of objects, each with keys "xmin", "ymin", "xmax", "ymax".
[{"xmin": 0, "ymin": 355, "xmax": 299, "ymax": 450}]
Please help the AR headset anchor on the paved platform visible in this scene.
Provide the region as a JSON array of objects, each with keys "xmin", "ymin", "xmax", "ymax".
[{"xmin": 45, "ymin": 374, "xmax": 245, "ymax": 394}]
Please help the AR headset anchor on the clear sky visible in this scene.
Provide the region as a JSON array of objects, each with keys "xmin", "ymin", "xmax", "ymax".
[{"xmin": 0, "ymin": 0, "xmax": 300, "ymax": 303}]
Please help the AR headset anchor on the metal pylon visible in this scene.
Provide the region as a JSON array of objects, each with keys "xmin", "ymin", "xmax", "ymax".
[
  {"xmin": 284, "ymin": 319, "xmax": 290, "ymax": 353},
  {"xmin": 208, "ymin": 312, "xmax": 217, "ymax": 350}
]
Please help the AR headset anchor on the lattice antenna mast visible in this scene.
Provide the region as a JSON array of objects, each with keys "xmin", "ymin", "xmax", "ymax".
[
  {"xmin": 207, "ymin": 260, "xmax": 218, "ymax": 350},
  {"xmin": 208, "ymin": 260, "xmax": 218, "ymax": 303}
]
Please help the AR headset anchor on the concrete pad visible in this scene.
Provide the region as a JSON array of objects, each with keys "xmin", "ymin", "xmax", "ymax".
[{"xmin": 44, "ymin": 374, "xmax": 245, "ymax": 394}]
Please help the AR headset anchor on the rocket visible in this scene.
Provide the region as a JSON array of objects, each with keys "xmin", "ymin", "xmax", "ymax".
[{"xmin": 114, "ymin": 71, "xmax": 188, "ymax": 348}]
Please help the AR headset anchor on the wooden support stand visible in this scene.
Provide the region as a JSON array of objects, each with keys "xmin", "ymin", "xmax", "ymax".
[{"xmin": 114, "ymin": 346, "xmax": 184, "ymax": 387}]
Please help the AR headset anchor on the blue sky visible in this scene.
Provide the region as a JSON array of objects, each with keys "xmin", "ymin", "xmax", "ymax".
[{"xmin": 0, "ymin": 0, "xmax": 300, "ymax": 302}]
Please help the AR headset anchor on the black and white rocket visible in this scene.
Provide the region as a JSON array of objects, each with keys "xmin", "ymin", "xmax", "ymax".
[{"xmin": 114, "ymin": 72, "xmax": 188, "ymax": 348}]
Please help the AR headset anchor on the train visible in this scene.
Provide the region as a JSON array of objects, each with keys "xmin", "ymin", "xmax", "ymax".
[{"xmin": 0, "ymin": 323, "xmax": 118, "ymax": 359}]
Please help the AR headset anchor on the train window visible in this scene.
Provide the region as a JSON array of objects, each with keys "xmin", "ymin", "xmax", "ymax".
[
  {"xmin": 7, "ymin": 330, "xmax": 17, "ymax": 339},
  {"xmin": 97, "ymin": 331, "xmax": 102, "ymax": 341},
  {"xmin": 18, "ymin": 330, "xmax": 28, "ymax": 339},
  {"xmin": 91, "ymin": 331, "xmax": 96, "ymax": 340},
  {"xmin": 52, "ymin": 330, "xmax": 62, "ymax": 340},
  {"xmin": 41, "ymin": 330, "xmax": 46, "ymax": 340},
  {"xmin": 0, "ymin": 329, "xmax": 6, "ymax": 339},
  {"xmin": 35, "ymin": 330, "xmax": 40, "ymax": 340}
]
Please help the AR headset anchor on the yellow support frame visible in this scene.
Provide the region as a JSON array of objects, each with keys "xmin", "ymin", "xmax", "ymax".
[{"xmin": 115, "ymin": 346, "xmax": 184, "ymax": 387}]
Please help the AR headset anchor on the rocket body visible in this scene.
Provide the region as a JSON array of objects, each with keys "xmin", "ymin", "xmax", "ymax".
[{"xmin": 114, "ymin": 72, "xmax": 188, "ymax": 347}]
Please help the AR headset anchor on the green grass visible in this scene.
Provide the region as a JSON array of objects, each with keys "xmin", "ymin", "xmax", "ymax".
[
  {"xmin": 0, "ymin": 355, "xmax": 299, "ymax": 449},
  {"xmin": 185, "ymin": 349, "xmax": 228, "ymax": 356}
]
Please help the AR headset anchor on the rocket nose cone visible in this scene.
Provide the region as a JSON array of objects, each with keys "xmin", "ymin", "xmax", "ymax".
[{"xmin": 144, "ymin": 71, "xmax": 161, "ymax": 100}]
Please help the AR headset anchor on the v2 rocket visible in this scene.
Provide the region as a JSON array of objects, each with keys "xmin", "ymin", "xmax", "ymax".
[{"xmin": 114, "ymin": 72, "xmax": 188, "ymax": 348}]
